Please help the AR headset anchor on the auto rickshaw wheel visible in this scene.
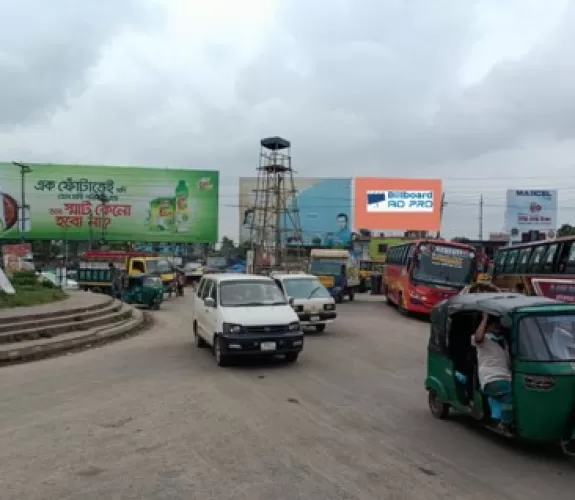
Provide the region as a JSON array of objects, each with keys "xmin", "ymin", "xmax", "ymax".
[
  {"xmin": 560, "ymin": 438, "xmax": 575, "ymax": 457},
  {"xmin": 214, "ymin": 336, "xmax": 230, "ymax": 367},
  {"xmin": 428, "ymin": 390, "xmax": 450, "ymax": 419}
]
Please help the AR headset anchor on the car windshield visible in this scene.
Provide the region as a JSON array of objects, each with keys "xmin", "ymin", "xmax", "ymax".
[
  {"xmin": 283, "ymin": 278, "xmax": 331, "ymax": 299},
  {"xmin": 220, "ymin": 280, "xmax": 288, "ymax": 307},
  {"xmin": 518, "ymin": 315, "xmax": 575, "ymax": 361},
  {"xmin": 309, "ymin": 260, "xmax": 342, "ymax": 276},
  {"xmin": 413, "ymin": 244, "xmax": 474, "ymax": 287}
]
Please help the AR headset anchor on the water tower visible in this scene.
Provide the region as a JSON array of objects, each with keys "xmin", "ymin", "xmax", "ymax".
[{"xmin": 249, "ymin": 136, "xmax": 304, "ymax": 273}]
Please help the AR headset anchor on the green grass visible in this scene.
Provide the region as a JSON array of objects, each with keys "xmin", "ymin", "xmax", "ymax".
[{"xmin": 0, "ymin": 271, "xmax": 68, "ymax": 309}]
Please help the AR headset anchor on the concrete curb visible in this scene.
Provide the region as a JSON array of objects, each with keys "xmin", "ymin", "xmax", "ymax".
[
  {"xmin": 0, "ymin": 293, "xmax": 114, "ymax": 324},
  {"xmin": 0, "ymin": 307, "xmax": 153, "ymax": 366},
  {"xmin": 0, "ymin": 301, "xmax": 131, "ymax": 344}
]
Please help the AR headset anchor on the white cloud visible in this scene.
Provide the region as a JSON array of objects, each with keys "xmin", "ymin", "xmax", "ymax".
[{"xmin": 1, "ymin": 0, "xmax": 574, "ymax": 241}]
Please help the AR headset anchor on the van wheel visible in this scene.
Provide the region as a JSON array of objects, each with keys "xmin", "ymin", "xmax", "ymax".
[
  {"xmin": 193, "ymin": 322, "xmax": 207, "ymax": 348},
  {"xmin": 335, "ymin": 294, "xmax": 343, "ymax": 304},
  {"xmin": 316, "ymin": 324, "xmax": 326, "ymax": 333},
  {"xmin": 348, "ymin": 290, "xmax": 355, "ymax": 301},
  {"xmin": 285, "ymin": 352, "xmax": 299, "ymax": 363},
  {"xmin": 214, "ymin": 336, "xmax": 230, "ymax": 366},
  {"xmin": 428, "ymin": 390, "xmax": 450, "ymax": 419}
]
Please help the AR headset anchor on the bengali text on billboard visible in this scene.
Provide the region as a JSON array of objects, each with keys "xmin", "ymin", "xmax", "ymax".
[
  {"xmin": 354, "ymin": 177, "xmax": 442, "ymax": 231},
  {"xmin": 0, "ymin": 163, "xmax": 219, "ymax": 242},
  {"xmin": 239, "ymin": 177, "xmax": 353, "ymax": 247}
]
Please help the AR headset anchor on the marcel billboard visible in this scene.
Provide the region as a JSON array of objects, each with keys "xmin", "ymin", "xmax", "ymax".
[
  {"xmin": 0, "ymin": 163, "xmax": 219, "ymax": 242},
  {"xmin": 354, "ymin": 178, "xmax": 442, "ymax": 231}
]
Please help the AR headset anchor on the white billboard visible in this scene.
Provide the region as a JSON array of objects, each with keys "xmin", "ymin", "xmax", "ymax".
[{"xmin": 505, "ymin": 189, "xmax": 558, "ymax": 241}]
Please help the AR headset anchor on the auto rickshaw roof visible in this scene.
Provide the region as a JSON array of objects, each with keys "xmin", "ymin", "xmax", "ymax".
[{"xmin": 439, "ymin": 292, "xmax": 572, "ymax": 316}]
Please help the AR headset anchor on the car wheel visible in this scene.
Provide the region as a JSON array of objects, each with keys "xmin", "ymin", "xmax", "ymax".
[
  {"xmin": 193, "ymin": 322, "xmax": 207, "ymax": 348},
  {"xmin": 335, "ymin": 294, "xmax": 343, "ymax": 304},
  {"xmin": 348, "ymin": 290, "xmax": 355, "ymax": 301},
  {"xmin": 315, "ymin": 324, "xmax": 326, "ymax": 333},
  {"xmin": 214, "ymin": 336, "xmax": 230, "ymax": 366},
  {"xmin": 285, "ymin": 352, "xmax": 299, "ymax": 363},
  {"xmin": 428, "ymin": 390, "xmax": 450, "ymax": 419}
]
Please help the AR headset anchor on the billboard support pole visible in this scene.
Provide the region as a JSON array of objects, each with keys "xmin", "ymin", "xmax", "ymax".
[{"xmin": 13, "ymin": 162, "xmax": 32, "ymax": 242}]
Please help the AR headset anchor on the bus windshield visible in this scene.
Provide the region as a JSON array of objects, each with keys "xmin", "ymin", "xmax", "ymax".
[
  {"xmin": 309, "ymin": 260, "xmax": 342, "ymax": 276},
  {"xmin": 412, "ymin": 244, "xmax": 474, "ymax": 287}
]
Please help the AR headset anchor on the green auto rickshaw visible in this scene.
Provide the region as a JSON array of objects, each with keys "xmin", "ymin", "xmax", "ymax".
[
  {"xmin": 426, "ymin": 292, "xmax": 575, "ymax": 455},
  {"xmin": 121, "ymin": 274, "xmax": 164, "ymax": 309}
]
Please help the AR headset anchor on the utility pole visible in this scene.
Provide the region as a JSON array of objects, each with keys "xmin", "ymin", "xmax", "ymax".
[
  {"xmin": 13, "ymin": 162, "xmax": 32, "ymax": 242},
  {"xmin": 95, "ymin": 193, "xmax": 109, "ymax": 246},
  {"xmin": 436, "ymin": 194, "xmax": 447, "ymax": 239},
  {"xmin": 87, "ymin": 209, "xmax": 94, "ymax": 249},
  {"xmin": 479, "ymin": 194, "xmax": 484, "ymax": 240}
]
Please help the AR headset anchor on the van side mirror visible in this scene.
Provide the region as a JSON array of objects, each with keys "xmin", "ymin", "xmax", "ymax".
[
  {"xmin": 204, "ymin": 297, "xmax": 215, "ymax": 308},
  {"xmin": 288, "ymin": 297, "xmax": 295, "ymax": 307}
]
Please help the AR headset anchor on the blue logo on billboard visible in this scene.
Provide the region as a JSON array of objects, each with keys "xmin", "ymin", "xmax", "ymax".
[{"xmin": 367, "ymin": 190, "xmax": 434, "ymax": 212}]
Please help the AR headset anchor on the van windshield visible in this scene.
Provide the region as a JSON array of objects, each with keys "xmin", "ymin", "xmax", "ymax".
[
  {"xmin": 220, "ymin": 280, "xmax": 287, "ymax": 307},
  {"xmin": 518, "ymin": 315, "xmax": 575, "ymax": 361},
  {"xmin": 283, "ymin": 278, "xmax": 331, "ymax": 299}
]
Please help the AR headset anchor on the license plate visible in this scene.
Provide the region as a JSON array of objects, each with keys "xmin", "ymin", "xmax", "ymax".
[
  {"xmin": 260, "ymin": 341, "xmax": 276, "ymax": 351},
  {"xmin": 310, "ymin": 315, "xmax": 320, "ymax": 322}
]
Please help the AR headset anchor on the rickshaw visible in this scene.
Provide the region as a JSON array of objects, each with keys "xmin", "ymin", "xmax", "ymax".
[
  {"xmin": 426, "ymin": 292, "xmax": 575, "ymax": 455},
  {"xmin": 121, "ymin": 274, "xmax": 164, "ymax": 309}
]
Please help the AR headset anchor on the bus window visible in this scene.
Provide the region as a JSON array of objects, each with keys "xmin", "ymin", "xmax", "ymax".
[
  {"xmin": 541, "ymin": 243, "xmax": 559, "ymax": 274},
  {"xmin": 516, "ymin": 248, "xmax": 532, "ymax": 273},
  {"xmin": 526, "ymin": 244, "xmax": 547, "ymax": 274},
  {"xmin": 564, "ymin": 243, "xmax": 575, "ymax": 274},
  {"xmin": 503, "ymin": 249, "xmax": 519, "ymax": 273},
  {"xmin": 400, "ymin": 245, "xmax": 411, "ymax": 264},
  {"xmin": 387, "ymin": 248, "xmax": 395, "ymax": 264},
  {"xmin": 494, "ymin": 250, "xmax": 507, "ymax": 274}
]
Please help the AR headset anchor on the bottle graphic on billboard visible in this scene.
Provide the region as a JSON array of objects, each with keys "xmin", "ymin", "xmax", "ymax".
[{"xmin": 175, "ymin": 180, "xmax": 190, "ymax": 233}]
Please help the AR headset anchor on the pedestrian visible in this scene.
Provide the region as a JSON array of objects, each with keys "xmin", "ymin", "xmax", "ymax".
[{"xmin": 109, "ymin": 262, "xmax": 121, "ymax": 300}]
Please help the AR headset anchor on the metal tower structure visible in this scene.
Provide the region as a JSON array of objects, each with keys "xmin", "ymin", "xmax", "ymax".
[{"xmin": 249, "ymin": 136, "xmax": 304, "ymax": 273}]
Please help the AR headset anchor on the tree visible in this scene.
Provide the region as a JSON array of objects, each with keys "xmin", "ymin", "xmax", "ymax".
[{"xmin": 557, "ymin": 224, "xmax": 575, "ymax": 237}]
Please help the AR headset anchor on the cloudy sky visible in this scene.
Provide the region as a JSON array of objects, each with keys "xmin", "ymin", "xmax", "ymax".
[{"xmin": 1, "ymin": 0, "xmax": 574, "ymax": 240}]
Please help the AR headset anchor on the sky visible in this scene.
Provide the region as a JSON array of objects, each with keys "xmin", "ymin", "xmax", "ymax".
[{"xmin": 1, "ymin": 0, "xmax": 574, "ymax": 241}]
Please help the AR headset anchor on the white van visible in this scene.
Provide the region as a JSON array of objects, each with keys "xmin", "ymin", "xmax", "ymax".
[
  {"xmin": 192, "ymin": 273, "xmax": 304, "ymax": 366},
  {"xmin": 271, "ymin": 273, "xmax": 336, "ymax": 332}
]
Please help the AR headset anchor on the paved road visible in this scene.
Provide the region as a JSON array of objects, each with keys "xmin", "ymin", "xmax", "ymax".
[{"xmin": 1, "ymin": 295, "xmax": 574, "ymax": 499}]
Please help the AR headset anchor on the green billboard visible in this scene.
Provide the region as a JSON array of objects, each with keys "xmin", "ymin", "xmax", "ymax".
[{"xmin": 0, "ymin": 163, "xmax": 219, "ymax": 242}]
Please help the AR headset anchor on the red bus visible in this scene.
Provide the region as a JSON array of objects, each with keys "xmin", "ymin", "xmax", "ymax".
[{"xmin": 384, "ymin": 239, "xmax": 477, "ymax": 314}]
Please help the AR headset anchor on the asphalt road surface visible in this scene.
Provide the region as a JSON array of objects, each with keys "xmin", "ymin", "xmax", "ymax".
[{"xmin": 1, "ymin": 294, "xmax": 574, "ymax": 500}]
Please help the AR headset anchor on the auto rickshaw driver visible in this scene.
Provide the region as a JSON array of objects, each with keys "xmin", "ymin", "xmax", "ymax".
[{"xmin": 473, "ymin": 312, "xmax": 513, "ymax": 433}]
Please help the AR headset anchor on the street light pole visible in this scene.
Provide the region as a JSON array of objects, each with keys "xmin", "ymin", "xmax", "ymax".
[{"xmin": 13, "ymin": 162, "xmax": 32, "ymax": 242}]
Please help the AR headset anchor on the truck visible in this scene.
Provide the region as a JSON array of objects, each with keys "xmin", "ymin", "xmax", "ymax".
[
  {"xmin": 76, "ymin": 250, "xmax": 176, "ymax": 295},
  {"xmin": 308, "ymin": 249, "xmax": 360, "ymax": 303}
]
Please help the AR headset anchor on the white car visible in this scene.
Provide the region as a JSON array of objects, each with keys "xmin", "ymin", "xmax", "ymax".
[
  {"xmin": 192, "ymin": 273, "xmax": 304, "ymax": 366},
  {"xmin": 271, "ymin": 273, "xmax": 336, "ymax": 332},
  {"xmin": 40, "ymin": 271, "xmax": 79, "ymax": 290}
]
